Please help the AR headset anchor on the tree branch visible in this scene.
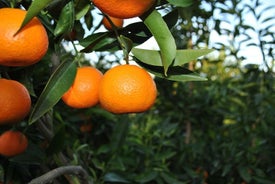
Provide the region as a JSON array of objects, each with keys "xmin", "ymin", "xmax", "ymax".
[{"xmin": 28, "ymin": 165, "xmax": 93, "ymax": 184}]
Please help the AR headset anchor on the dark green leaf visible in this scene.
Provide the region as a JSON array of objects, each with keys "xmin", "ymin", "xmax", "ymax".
[
  {"xmin": 110, "ymin": 121, "xmax": 129, "ymax": 153},
  {"xmin": 18, "ymin": 0, "xmax": 51, "ymax": 32},
  {"xmin": 238, "ymin": 166, "xmax": 252, "ymax": 182},
  {"xmin": 142, "ymin": 10, "xmax": 177, "ymax": 75},
  {"xmin": 10, "ymin": 143, "xmax": 46, "ymax": 165},
  {"xmin": 135, "ymin": 58, "xmax": 207, "ymax": 82},
  {"xmin": 80, "ymin": 32, "xmax": 110, "ymax": 47},
  {"xmin": 161, "ymin": 172, "xmax": 185, "ymax": 184},
  {"xmin": 75, "ymin": 0, "xmax": 91, "ymax": 20},
  {"xmin": 46, "ymin": 126, "xmax": 66, "ymax": 155},
  {"xmin": 79, "ymin": 32, "xmax": 119, "ymax": 52},
  {"xmin": 54, "ymin": 1, "xmax": 75, "ymax": 37},
  {"xmin": 135, "ymin": 171, "xmax": 158, "ymax": 183},
  {"xmin": 119, "ymin": 35, "xmax": 133, "ymax": 57},
  {"xmin": 167, "ymin": 0, "xmax": 193, "ymax": 7},
  {"xmin": 29, "ymin": 60, "xmax": 77, "ymax": 124},
  {"xmin": 104, "ymin": 172, "xmax": 130, "ymax": 183},
  {"xmin": 252, "ymin": 176, "xmax": 275, "ymax": 184}
]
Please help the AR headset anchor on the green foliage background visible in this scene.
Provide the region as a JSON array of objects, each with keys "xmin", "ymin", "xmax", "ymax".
[{"xmin": 0, "ymin": 0, "xmax": 274, "ymax": 183}]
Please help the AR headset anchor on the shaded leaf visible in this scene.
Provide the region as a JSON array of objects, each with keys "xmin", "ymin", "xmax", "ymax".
[
  {"xmin": 80, "ymin": 32, "xmax": 119, "ymax": 52},
  {"xmin": 167, "ymin": 0, "xmax": 193, "ymax": 7},
  {"xmin": 119, "ymin": 35, "xmax": 133, "ymax": 58},
  {"xmin": 135, "ymin": 58, "xmax": 207, "ymax": 82},
  {"xmin": 161, "ymin": 172, "xmax": 185, "ymax": 184},
  {"xmin": 75, "ymin": 0, "xmax": 91, "ymax": 20},
  {"xmin": 54, "ymin": 1, "xmax": 75, "ymax": 37},
  {"xmin": 29, "ymin": 60, "xmax": 77, "ymax": 124},
  {"xmin": 134, "ymin": 171, "xmax": 158, "ymax": 183},
  {"xmin": 104, "ymin": 172, "xmax": 130, "ymax": 183},
  {"xmin": 110, "ymin": 121, "xmax": 129, "ymax": 153},
  {"xmin": 46, "ymin": 126, "xmax": 66, "ymax": 155},
  {"xmin": 238, "ymin": 166, "xmax": 252, "ymax": 182},
  {"xmin": 18, "ymin": 0, "xmax": 51, "ymax": 32},
  {"xmin": 10, "ymin": 143, "xmax": 46, "ymax": 165}
]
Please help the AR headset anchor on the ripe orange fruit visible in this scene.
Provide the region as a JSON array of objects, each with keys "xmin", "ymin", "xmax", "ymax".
[
  {"xmin": 102, "ymin": 16, "xmax": 124, "ymax": 30},
  {"xmin": 62, "ymin": 66, "xmax": 103, "ymax": 109},
  {"xmin": 0, "ymin": 8, "xmax": 48, "ymax": 66},
  {"xmin": 0, "ymin": 79, "xmax": 31, "ymax": 125},
  {"xmin": 0, "ymin": 130, "xmax": 28, "ymax": 157},
  {"xmin": 93, "ymin": 0, "xmax": 156, "ymax": 19},
  {"xmin": 99, "ymin": 64, "xmax": 157, "ymax": 114}
]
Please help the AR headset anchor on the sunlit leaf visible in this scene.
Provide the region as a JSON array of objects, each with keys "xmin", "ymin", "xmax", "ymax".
[
  {"xmin": 132, "ymin": 48, "xmax": 213, "ymax": 66},
  {"xmin": 142, "ymin": 10, "xmax": 177, "ymax": 75}
]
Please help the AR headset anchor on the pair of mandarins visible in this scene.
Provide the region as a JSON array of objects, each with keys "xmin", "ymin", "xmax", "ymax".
[{"xmin": 62, "ymin": 65, "xmax": 157, "ymax": 114}]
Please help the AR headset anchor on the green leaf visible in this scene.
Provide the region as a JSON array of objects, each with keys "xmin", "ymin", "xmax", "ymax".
[
  {"xmin": 135, "ymin": 171, "xmax": 158, "ymax": 183},
  {"xmin": 80, "ymin": 32, "xmax": 119, "ymax": 52},
  {"xmin": 110, "ymin": 120, "xmax": 129, "ymax": 153},
  {"xmin": 167, "ymin": 0, "xmax": 193, "ymax": 7},
  {"xmin": 119, "ymin": 35, "xmax": 133, "ymax": 61},
  {"xmin": 174, "ymin": 49, "xmax": 214, "ymax": 65},
  {"xmin": 29, "ymin": 60, "xmax": 77, "ymax": 124},
  {"xmin": 238, "ymin": 166, "xmax": 252, "ymax": 182},
  {"xmin": 10, "ymin": 143, "xmax": 46, "ymax": 165},
  {"xmin": 104, "ymin": 172, "xmax": 130, "ymax": 183},
  {"xmin": 132, "ymin": 48, "xmax": 214, "ymax": 66},
  {"xmin": 142, "ymin": 10, "xmax": 177, "ymax": 75},
  {"xmin": 75, "ymin": 0, "xmax": 91, "ymax": 20},
  {"xmin": 46, "ymin": 126, "xmax": 66, "ymax": 155},
  {"xmin": 54, "ymin": 1, "xmax": 75, "ymax": 37},
  {"xmin": 252, "ymin": 176, "xmax": 275, "ymax": 184},
  {"xmin": 17, "ymin": 0, "xmax": 51, "ymax": 32},
  {"xmin": 80, "ymin": 32, "xmax": 110, "ymax": 47},
  {"xmin": 161, "ymin": 172, "xmax": 185, "ymax": 184},
  {"xmin": 135, "ymin": 59, "xmax": 207, "ymax": 82}
]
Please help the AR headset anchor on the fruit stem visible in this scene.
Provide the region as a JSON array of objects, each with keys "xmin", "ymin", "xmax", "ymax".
[{"xmin": 103, "ymin": 14, "xmax": 131, "ymax": 64}]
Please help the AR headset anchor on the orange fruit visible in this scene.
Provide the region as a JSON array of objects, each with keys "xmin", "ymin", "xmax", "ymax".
[
  {"xmin": 0, "ymin": 130, "xmax": 28, "ymax": 157},
  {"xmin": 102, "ymin": 16, "xmax": 124, "ymax": 30},
  {"xmin": 0, "ymin": 8, "xmax": 48, "ymax": 66},
  {"xmin": 99, "ymin": 64, "xmax": 157, "ymax": 114},
  {"xmin": 0, "ymin": 79, "xmax": 31, "ymax": 125},
  {"xmin": 93, "ymin": 0, "xmax": 156, "ymax": 19},
  {"xmin": 62, "ymin": 66, "xmax": 103, "ymax": 109},
  {"xmin": 80, "ymin": 123, "xmax": 93, "ymax": 133}
]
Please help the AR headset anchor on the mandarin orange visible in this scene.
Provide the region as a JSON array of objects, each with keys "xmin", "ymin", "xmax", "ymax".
[
  {"xmin": 0, "ymin": 79, "xmax": 31, "ymax": 124},
  {"xmin": 0, "ymin": 8, "xmax": 48, "ymax": 66},
  {"xmin": 62, "ymin": 66, "xmax": 103, "ymax": 108},
  {"xmin": 102, "ymin": 16, "xmax": 124, "ymax": 30},
  {"xmin": 93, "ymin": 0, "xmax": 156, "ymax": 19},
  {"xmin": 99, "ymin": 64, "xmax": 157, "ymax": 114},
  {"xmin": 0, "ymin": 130, "xmax": 28, "ymax": 157}
]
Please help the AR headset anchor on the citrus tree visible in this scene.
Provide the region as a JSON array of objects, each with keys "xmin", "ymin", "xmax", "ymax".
[{"xmin": 0, "ymin": 0, "xmax": 213, "ymax": 183}]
